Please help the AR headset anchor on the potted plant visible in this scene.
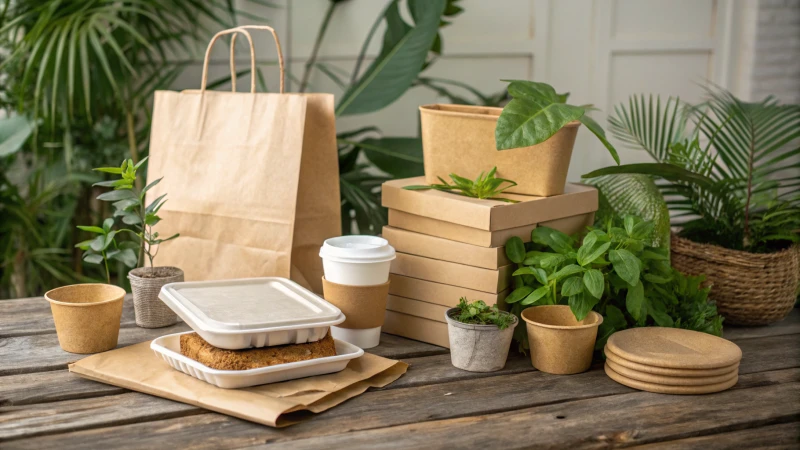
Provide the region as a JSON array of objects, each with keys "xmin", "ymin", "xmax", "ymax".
[
  {"xmin": 45, "ymin": 283, "xmax": 126, "ymax": 354},
  {"xmin": 444, "ymin": 297, "xmax": 517, "ymax": 372},
  {"xmin": 77, "ymin": 157, "xmax": 181, "ymax": 328},
  {"xmin": 420, "ymin": 80, "xmax": 620, "ymax": 197},
  {"xmin": 503, "ymin": 215, "xmax": 723, "ymax": 355},
  {"xmin": 583, "ymin": 87, "xmax": 800, "ymax": 326}
]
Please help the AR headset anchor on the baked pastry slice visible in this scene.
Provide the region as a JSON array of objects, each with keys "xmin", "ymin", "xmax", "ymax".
[{"xmin": 180, "ymin": 332, "xmax": 337, "ymax": 370}]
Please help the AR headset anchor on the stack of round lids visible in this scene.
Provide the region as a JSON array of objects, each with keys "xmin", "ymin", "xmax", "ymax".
[{"xmin": 604, "ymin": 327, "xmax": 742, "ymax": 394}]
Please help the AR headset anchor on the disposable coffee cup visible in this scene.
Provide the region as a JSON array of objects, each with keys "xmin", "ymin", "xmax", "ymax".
[
  {"xmin": 320, "ymin": 236, "xmax": 395, "ymax": 348},
  {"xmin": 319, "ymin": 236, "xmax": 395, "ymax": 286}
]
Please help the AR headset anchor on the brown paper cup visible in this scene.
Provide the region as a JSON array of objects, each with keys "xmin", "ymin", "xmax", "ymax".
[
  {"xmin": 45, "ymin": 284, "xmax": 126, "ymax": 354},
  {"xmin": 420, "ymin": 104, "xmax": 579, "ymax": 197},
  {"xmin": 521, "ymin": 305, "xmax": 602, "ymax": 375},
  {"xmin": 321, "ymin": 277, "xmax": 390, "ymax": 329}
]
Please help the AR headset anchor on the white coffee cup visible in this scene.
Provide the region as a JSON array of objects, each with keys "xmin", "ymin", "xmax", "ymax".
[
  {"xmin": 319, "ymin": 236, "xmax": 395, "ymax": 348},
  {"xmin": 319, "ymin": 235, "xmax": 395, "ymax": 286}
]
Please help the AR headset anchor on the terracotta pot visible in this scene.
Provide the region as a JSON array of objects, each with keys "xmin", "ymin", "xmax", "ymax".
[
  {"xmin": 128, "ymin": 266, "xmax": 183, "ymax": 328},
  {"xmin": 521, "ymin": 305, "xmax": 602, "ymax": 374},
  {"xmin": 45, "ymin": 284, "xmax": 125, "ymax": 354},
  {"xmin": 444, "ymin": 307, "xmax": 517, "ymax": 372},
  {"xmin": 671, "ymin": 234, "xmax": 799, "ymax": 326},
  {"xmin": 420, "ymin": 104, "xmax": 580, "ymax": 197}
]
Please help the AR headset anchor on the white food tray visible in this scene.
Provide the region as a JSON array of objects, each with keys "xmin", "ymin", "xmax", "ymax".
[
  {"xmin": 151, "ymin": 331, "xmax": 364, "ymax": 389},
  {"xmin": 159, "ymin": 277, "xmax": 345, "ymax": 349}
]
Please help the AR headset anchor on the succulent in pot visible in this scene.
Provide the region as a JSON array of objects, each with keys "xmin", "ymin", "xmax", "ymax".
[
  {"xmin": 77, "ymin": 157, "xmax": 181, "ymax": 328},
  {"xmin": 444, "ymin": 298, "xmax": 517, "ymax": 372}
]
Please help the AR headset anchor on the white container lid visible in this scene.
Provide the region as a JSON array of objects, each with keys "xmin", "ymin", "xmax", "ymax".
[
  {"xmin": 319, "ymin": 235, "xmax": 396, "ymax": 264},
  {"xmin": 160, "ymin": 277, "xmax": 342, "ymax": 332}
]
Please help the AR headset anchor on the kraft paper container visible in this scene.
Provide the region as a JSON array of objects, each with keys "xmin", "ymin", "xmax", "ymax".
[
  {"xmin": 45, "ymin": 284, "xmax": 126, "ymax": 354},
  {"xmin": 383, "ymin": 226, "xmax": 510, "ymax": 269},
  {"xmin": 420, "ymin": 104, "xmax": 580, "ymax": 196},
  {"xmin": 389, "ymin": 274, "xmax": 510, "ymax": 308},
  {"xmin": 321, "ymin": 277, "xmax": 389, "ymax": 329},
  {"xmin": 386, "ymin": 295, "xmax": 450, "ymax": 322},
  {"xmin": 383, "ymin": 310, "xmax": 450, "ymax": 348},
  {"xmin": 521, "ymin": 305, "xmax": 602, "ymax": 375},
  {"xmin": 388, "ymin": 210, "xmax": 595, "ymax": 248},
  {"xmin": 382, "ymin": 177, "xmax": 598, "ymax": 232},
  {"xmin": 391, "ymin": 253, "xmax": 513, "ymax": 293}
]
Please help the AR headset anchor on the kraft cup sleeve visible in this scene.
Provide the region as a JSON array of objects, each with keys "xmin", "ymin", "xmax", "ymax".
[{"xmin": 321, "ymin": 277, "xmax": 390, "ymax": 329}]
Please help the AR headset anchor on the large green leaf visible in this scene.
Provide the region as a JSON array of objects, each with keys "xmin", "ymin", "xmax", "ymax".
[
  {"xmin": 495, "ymin": 96, "xmax": 584, "ymax": 150},
  {"xmin": 0, "ymin": 116, "xmax": 33, "ymax": 157},
  {"xmin": 336, "ymin": 0, "xmax": 446, "ymax": 116},
  {"xmin": 356, "ymin": 137, "xmax": 424, "ymax": 178}
]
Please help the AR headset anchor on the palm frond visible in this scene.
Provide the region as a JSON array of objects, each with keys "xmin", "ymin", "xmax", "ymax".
[{"xmin": 608, "ymin": 94, "xmax": 690, "ymax": 161}]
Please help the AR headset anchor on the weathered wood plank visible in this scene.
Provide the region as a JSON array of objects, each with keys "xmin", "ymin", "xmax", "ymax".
[
  {"xmin": 4, "ymin": 328, "xmax": 795, "ymax": 408},
  {"xmin": 0, "ymin": 296, "xmax": 136, "ymax": 338},
  {"xmin": 634, "ymin": 421, "xmax": 800, "ymax": 449},
  {"xmin": 0, "ymin": 362, "xmax": 800, "ymax": 447},
  {"xmin": 723, "ymin": 308, "xmax": 800, "ymax": 340},
  {"xmin": 250, "ymin": 375, "xmax": 800, "ymax": 450}
]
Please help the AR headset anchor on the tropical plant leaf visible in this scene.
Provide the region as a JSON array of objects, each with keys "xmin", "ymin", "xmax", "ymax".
[
  {"xmin": 0, "ymin": 116, "xmax": 33, "ymax": 157},
  {"xmin": 495, "ymin": 96, "xmax": 584, "ymax": 150}
]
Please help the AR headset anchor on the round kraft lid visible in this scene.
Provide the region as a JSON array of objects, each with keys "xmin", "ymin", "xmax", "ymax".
[
  {"xmin": 604, "ymin": 363, "xmax": 738, "ymax": 395},
  {"xmin": 606, "ymin": 327, "xmax": 742, "ymax": 370},
  {"xmin": 604, "ymin": 346, "xmax": 740, "ymax": 378}
]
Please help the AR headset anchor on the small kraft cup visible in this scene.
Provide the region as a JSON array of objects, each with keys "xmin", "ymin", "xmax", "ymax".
[
  {"xmin": 319, "ymin": 236, "xmax": 395, "ymax": 348},
  {"xmin": 521, "ymin": 305, "xmax": 603, "ymax": 375},
  {"xmin": 45, "ymin": 284, "xmax": 126, "ymax": 354}
]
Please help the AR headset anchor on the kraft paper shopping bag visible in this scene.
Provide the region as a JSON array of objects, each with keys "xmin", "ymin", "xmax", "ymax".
[{"xmin": 146, "ymin": 26, "xmax": 340, "ymax": 293}]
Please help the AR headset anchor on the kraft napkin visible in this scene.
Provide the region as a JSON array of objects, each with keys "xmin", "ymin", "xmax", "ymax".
[{"xmin": 69, "ymin": 341, "xmax": 407, "ymax": 427}]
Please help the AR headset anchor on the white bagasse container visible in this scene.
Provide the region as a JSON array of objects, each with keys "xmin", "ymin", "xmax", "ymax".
[
  {"xmin": 151, "ymin": 332, "xmax": 364, "ymax": 389},
  {"xmin": 159, "ymin": 277, "xmax": 345, "ymax": 350}
]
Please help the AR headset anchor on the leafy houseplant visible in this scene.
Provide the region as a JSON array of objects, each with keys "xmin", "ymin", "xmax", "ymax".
[
  {"xmin": 77, "ymin": 157, "xmax": 182, "ymax": 328},
  {"xmin": 583, "ymin": 87, "xmax": 800, "ymax": 325},
  {"xmin": 403, "ymin": 167, "xmax": 519, "ymax": 203},
  {"xmin": 444, "ymin": 298, "xmax": 517, "ymax": 372},
  {"xmin": 495, "ymin": 80, "xmax": 620, "ymax": 166},
  {"xmin": 504, "ymin": 215, "xmax": 723, "ymax": 352}
]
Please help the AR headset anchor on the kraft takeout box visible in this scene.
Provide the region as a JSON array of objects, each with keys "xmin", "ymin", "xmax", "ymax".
[
  {"xmin": 382, "ymin": 177, "xmax": 598, "ymax": 231},
  {"xmin": 383, "ymin": 310, "xmax": 450, "ymax": 348},
  {"xmin": 386, "ymin": 295, "xmax": 449, "ymax": 323},
  {"xmin": 391, "ymin": 253, "xmax": 513, "ymax": 294},
  {"xmin": 383, "ymin": 226, "xmax": 510, "ymax": 269},
  {"xmin": 69, "ymin": 340, "xmax": 407, "ymax": 427},
  {"xmin": 389, "ymin": 274, "xmax": 510, "ymax": 308}
]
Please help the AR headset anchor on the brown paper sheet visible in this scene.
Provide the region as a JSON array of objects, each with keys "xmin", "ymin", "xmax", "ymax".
[
  {"xmin": 321, "ymin": 277, "xmax": 389, "ymax": 329},
  {"xmin": 69, "ymin": 341, "xmax": 407, "ymax": 427}
]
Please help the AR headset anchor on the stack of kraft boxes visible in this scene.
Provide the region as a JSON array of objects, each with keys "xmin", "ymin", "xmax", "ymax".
[{"xmin": 379, "ymin": 176, "xmax": 598, "ymax": 348}]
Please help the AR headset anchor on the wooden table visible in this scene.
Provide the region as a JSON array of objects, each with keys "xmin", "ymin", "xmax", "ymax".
[{"xmin": 1, "ymin": 296, "xmax": 798, "ymax": 449}]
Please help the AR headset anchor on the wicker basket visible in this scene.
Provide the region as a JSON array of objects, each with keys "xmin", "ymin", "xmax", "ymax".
[
  {"xmin": 128, "ymin": 266, "xmax": 183, "ymax": 328},
  {"xmin": 671, "ymin": 234, "xmax": 799, "ymax": 326}
]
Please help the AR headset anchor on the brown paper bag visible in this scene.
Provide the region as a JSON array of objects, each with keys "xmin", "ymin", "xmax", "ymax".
[
  {"xmin": 69, "ymin": 341, "xmax": 408, "ymax": 427},
  {"xmin": 146, "ymin": 26, "xmax": 340, "ymax": 293}
]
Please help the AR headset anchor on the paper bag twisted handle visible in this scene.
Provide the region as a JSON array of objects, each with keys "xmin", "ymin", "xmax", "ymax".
[
  {"xmin": 200, "ymin": 25, "xmax": 285, "ymax": 94},
  {"xmin": 200, "ymin": 28, "xmax": 256, "ymax": 93}
]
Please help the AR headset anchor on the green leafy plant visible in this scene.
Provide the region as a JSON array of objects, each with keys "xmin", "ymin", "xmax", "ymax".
[
  {"xmin": 76, "ymin": 157, "xmax": 178, "ymax": 282},
  {"xmin": 504, "ymin": 215, "xmax": 722, "ymax": 351},
  {"xmin": 403, "ymin": 167, "xmax": 519, "ymax": 203},
  {"xmin": 583, "ymin": 88, "xmax": 800, "ymax": 253},
  {"xmin": 494, "ymin": 80, "xmax": 620, "ymax": 165},
  {"xmin": 453, "ymin": 297, "xmax": 515, "ymax": 329}
]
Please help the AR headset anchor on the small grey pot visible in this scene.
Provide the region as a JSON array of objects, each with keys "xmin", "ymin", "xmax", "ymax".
[
  {"xmin": 444, "ymin": 307, "xmax": 517, "ymax": 372},
  {"xmin": 128, "ymin": 266, "xmax": 183, "ymax": 328}
]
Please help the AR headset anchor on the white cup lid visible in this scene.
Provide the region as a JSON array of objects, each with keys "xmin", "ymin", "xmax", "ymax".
[{"xmin": 319, "ymin": 235, "xmax": 396, "ymax": 264}]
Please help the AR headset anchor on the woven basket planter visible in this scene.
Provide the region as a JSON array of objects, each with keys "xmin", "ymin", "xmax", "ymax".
[
  {"xmin": 128, "ymin": 266, "xmax": 183, "ymax": 328},
  {"xmin": 671, "ymin": 234, "xmax": 799, "ymax": 326}
]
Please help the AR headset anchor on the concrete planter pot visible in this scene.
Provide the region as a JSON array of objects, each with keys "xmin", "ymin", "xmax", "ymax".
[
  {"xmin": 45, "ymin": 284, "xmax": 125, "ymax": 354},
  {"xmin": 128, "ymin": 266, "xmax": 183, "ymax": 328},
  {"xmin": 444, "ymin": 307, "xmax": 517, "ymax": 372}
]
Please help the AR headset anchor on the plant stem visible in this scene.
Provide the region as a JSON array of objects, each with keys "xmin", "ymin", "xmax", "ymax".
[
  {"xmin": 743, "ymin": 120, "xmax": 756, "ymax": 249},
  {"xmin": 102, "ymin": 250, "xmax": 110, "ymax": 284},
  {"xmin": 126, "ymin": 111, "xmax": 141, "ymax": 190},
  {"xmin": 298, "ymin": 1, "xmax": 338, "ymax": 93}
]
